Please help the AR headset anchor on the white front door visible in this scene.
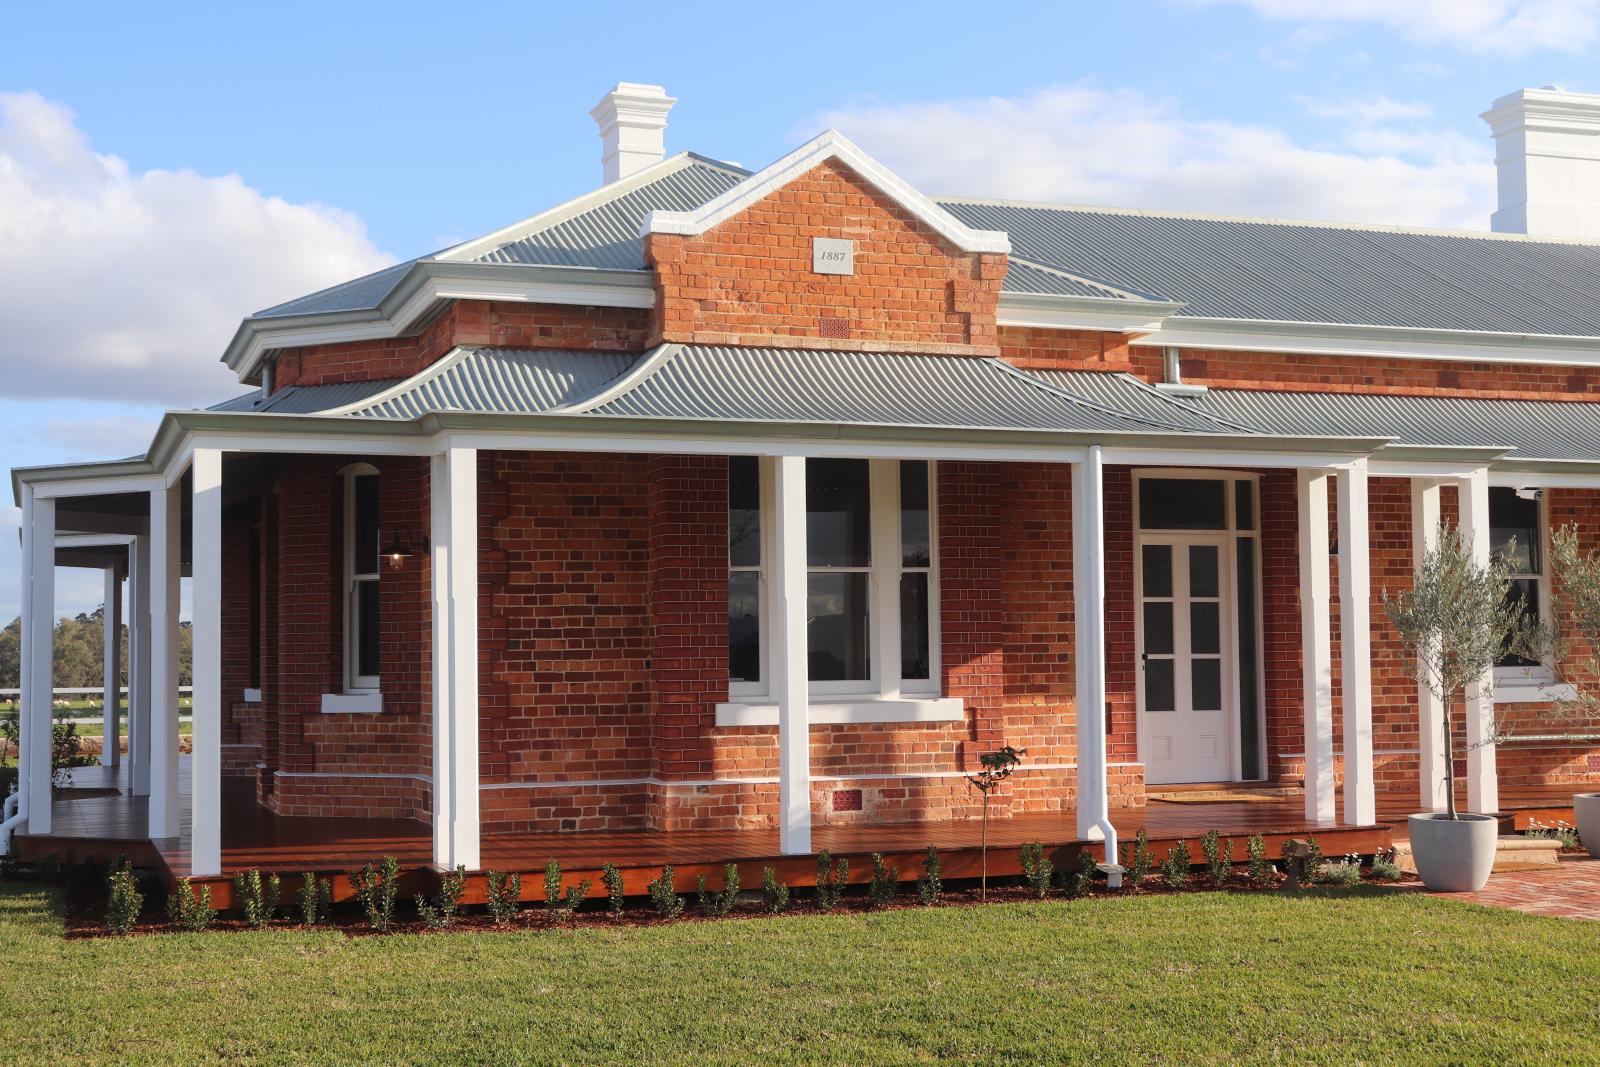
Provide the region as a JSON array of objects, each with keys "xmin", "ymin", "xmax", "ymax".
[{"xmin": 1138, "ymin": 536, "xmax": 1233, "ymax": 784}]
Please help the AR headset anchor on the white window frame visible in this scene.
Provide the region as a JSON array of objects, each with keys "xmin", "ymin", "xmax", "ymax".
[
  {"xmin": 727, "ymin": 457, "xmax": 941, "ymax": 704},
  {"xmin": 341, "ymin": 463, "xmax": 381, "ymax": 694},
  {"xmin": 1492, "ymin": 486, "xmax": 1571, "ymax": 702}
]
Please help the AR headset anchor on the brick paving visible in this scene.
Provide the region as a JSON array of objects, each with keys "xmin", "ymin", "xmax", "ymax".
[{"xmin": 1422, "ymin": 854, "xmax": 1600, "ymax": 921}]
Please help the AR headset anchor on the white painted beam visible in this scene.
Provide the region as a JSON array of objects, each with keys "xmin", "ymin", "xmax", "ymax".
[
  {"xmin": 1297, "ymin": 469, "xmax": 1336, "ymax": 823},
  {"xmin": 128, "ymin": 533, "xmax": 152, "ymax": 797},
  {"xmin": 1336, "ymin": 461, "xmax": 1375, "ymax": 826},
  {"xmin": 100, "ymin": 564, "xmax": 122, "ymax": 768},
  {"xmin": 1457, "ymin": 469, "xmax": 1500, "ymax": 815},
  {"xmin": 430, "ymin": 446, "xmax": 481, "ymax": 870},
  {"xmin": 189, "ymin": 448, "xmax": 223, "ymax": 877},
  {"xmin": 147, "ymin": 482, "xmax": 182, "ymax": 840},
  {"xmin": 1410, "ymin": 480, "xmax": 1447, "ymax": 812},
  {"xmin": 1072, "ymin": 448, "xmax": 1117, "ymax": 859},
  {"xmin": 773, "ymin": 454, "xmax": 812, "ymax": 855},
  {"xmin": 21, "ymin": 489, "xmax": 55, "ymax": 835}
]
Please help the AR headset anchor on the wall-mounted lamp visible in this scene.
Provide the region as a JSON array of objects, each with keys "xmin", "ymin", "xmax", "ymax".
[{"xmin": 385, "ymin": 525, "xmax": 429, "ymax": 569}]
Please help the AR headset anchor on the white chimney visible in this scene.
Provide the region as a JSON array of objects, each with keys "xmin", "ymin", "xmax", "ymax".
[
  {"xmin": 1483, "ymin": 86, "xmax": 1600, "ymax": 238},
  {"xmin": 589, "ymin": 83, "xmax": 676, "ymax": 184}
]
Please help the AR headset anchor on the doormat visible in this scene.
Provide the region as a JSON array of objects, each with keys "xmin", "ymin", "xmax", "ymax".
[{"xmin": 1147, "ymin": 791, "xmax": 1290, "ymax": 804}]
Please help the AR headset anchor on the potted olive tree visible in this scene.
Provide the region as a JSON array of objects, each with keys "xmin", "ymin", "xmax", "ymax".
[
  {"xmin": 1536, "ymin": 529, "xmax": 1600, "ymax": 853},
  {"xmin": 1385, "ymin": 524, "xmax": 1532, "ymax": 891}
]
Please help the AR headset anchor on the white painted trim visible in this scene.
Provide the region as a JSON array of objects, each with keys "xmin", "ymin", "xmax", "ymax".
[
  {"xmin": 20, "ymin": 489, "xmax": 54, "ymax": 835},
  {"xmin": 1411, "ymin": 479, "xmax": 1448, "ymax": 813},
  {"xmin": 431, "ymin": 444, "xmax": 481, "ymax": 870},
  {"xmin": 147, "ymin": 479, "xmax": 182, "ymax": 841},
  {"xmin": 642, "ymin": 130, "xmax": 1011, "ymax": 254},
  {"xmin": 189, "ymin": 448, "xmax": 223, "ymax": 877},
  {"xmin": 1074, "ymin": 446, "xmax": 1117, "ymax": 858},
  {"xmin": 995, "ymin": 297, "xmax": 1178, "ymax": 334},
  {"xmin": 100, "ymin": 564, "xmax": 122, "ymax": 769},
  {"xmin": 773, "ymin": 454, "xmax": 811, "ymax": 855},
  {"xmin": 129, "ymin": 532, "xmax": 151, "ymax": 797},
  {"xmin": 340, "ymin": 465, "xmax": 381, "ymax": 692},
  {"xmin": 1298, "ymin": 469, "xmax": 1336, "ymax": 823},
  {"xmin": 1494, "ymin": 682, "xmax": 1578, "ymax": 704},
  {"xmin": 1336, "ymin": 459, "xmax": 1375, "ymax": 827},
  {"xmin": 320, "ymin": 692, "xmax": 384, "ymax": 714},
  {"xmin": 714, "ymin": 698, "xmax": 964, "ymax": 728},
  {"xmin": 1458, "ymin": 468, "xmax": 1499, "ymax": 815}
]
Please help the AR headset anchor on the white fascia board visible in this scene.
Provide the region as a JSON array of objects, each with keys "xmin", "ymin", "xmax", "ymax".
[
  {"xmin": 1138, "ymin": 315, "xmax": 1600, "ymax": 369},
  {"xmin": 997, "ymin": 292, "xmax": 1184, "ymax": 334},
  {"xmin": 55, "ymin": 533, "xmax": 136, "ymax": 548},
  {"xmin": 641, "ymin": 129, "xmax": 1011, "ymax": 254}
]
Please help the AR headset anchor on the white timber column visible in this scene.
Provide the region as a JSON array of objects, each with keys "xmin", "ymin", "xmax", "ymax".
[
  {"xmin": 431, "ymin": 445, "xmax": 481, "ymax": 870},
  {"xmin": 1072, "ymin": 448, "xmax": 1117, "ymax": 859},
  {"xmin": 100, "ymin": 562, "xmax": 123, "ymax": 769},
  {"xmin": 773, "ymin": 454, "xmax": 812, "ymax": 855},
  {"xmin": 871, "ymin": 461, "xmax": 902, "ymax": 702},
  {"xmin": 147, "ymin": 479, "xmax": 183, "ymax": 839},
  {"xmin": 1297, "ymin": 469, "xmax": 1336, "ymax": 823},
  {"xmin": 21, "ymin": 488, "xmax": 55, "ymax": 835},
  {"xmin": 1336, "ymin": 461, "xmax": 1375, "ymax": 826},
  {"xmin": 189, "ymin": 448, "xmax": 223, "ymax": 877},
  {"xmin": 1410, "ymin": 480, "xmax": 1447, "ymax": 811},
  {"xmin": 128, "ymin": 531, "xmax": 152, "ymax": 797},
  {"xmin": 1457, "ymin": 469, "xmax": 1500, "ymax": 815}
]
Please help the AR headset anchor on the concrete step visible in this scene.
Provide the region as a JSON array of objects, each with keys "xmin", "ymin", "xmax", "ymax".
[{"xmin": 1392, "ymin": 834, "xmax": 1562, "ymax": 875}]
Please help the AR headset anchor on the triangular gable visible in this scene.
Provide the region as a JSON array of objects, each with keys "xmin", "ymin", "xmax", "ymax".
[{"xmin": 640, "ymin": 130, "xmax": 1011, "ymax": 255}]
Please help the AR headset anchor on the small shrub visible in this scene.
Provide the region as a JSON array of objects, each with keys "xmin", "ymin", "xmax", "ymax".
[
  {"xmin": 1201, "ymin": 830, "xmax": 1232, "ymax": 887},
  {"xmin": 297, "ymin": 872, "xmax": 332, "ymax": 926},
  {"xmin": 1317, "ymin": 854, "xmax": 1362, "ymax": 888},
  {"xmin": 1019, "ymin": 842, "xmax": 1053, "ymax": 899},
  {"xmin": 648, "ymin": 865, "xmax": 684, "ymax": 919},
  {"xmin": 166, "ymin": 878, "xmax": 217, "ymax": 932},
  {"xmin": 1526, "ymin": 819, "xmax": 1583, "ymax": 851},
  {"xmin": 697, "ymin": 864, "xmax": 740, "ymax": 916},
  {"xmin": 417, "ymin": 865, "xmax": 467, "ymax": 929},
  {"xmin": 867, "ymin": 853, "xmax": 899, "ymax": 909},
  {"xmin": 814, "ymin": 850, "xmax": 848, "ymax": 910},
  {"xmin": 1160, "ymin": 839, "xmax": 1192, "ymax": 890},
  {"xmin": 916, "ymin": 845, "xmax": 942, "ymax": 906},
  {"xmin": 601, "ymin": 863, "xmax": 626, "ymax": 917},
  {"xmin": 543, "ymin": 859, "xmax": 590, "ymax": 922},
  {"xmin": 1368, "ymin": 850, "xmax": 1403, "ymax": 882},
  {"xmin": 1059, "ymin": 851, "xmax": 1098, "ymax": 899},
  {"xmin": 105, "ymin": 858, "xmax": 143, "ymax": 935},
  {"xmin": 1121, "ymin": 829, "xmax": 1154, "ymax": 887},
  {"xmin": 1246, "ymin": 834, "xmax": 1274, "ymax": 885},
  {"xmin": 761, "ymin": 867, "xmax": 791, "ymax": 914},
  {"xmin": 233, "ymin": 869, "xmax": 281, "ymax": 929},
  {"xmin": 350, "ymin": 856, "xmax": 400, "ymax": 931},
  {"xmin": 485, "ymin": 870, "xmax": 523, "ymax": 926}
]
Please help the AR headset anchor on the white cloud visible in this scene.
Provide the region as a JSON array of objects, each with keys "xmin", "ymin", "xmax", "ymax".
[
  {"xmin": 1295, "ymin": 95, "xmax": 1434, "ymax": 124},
  {"xmin": 0, "ymin": 91, "xmax": 395, "ymax": 407},
  {"xmin": 810, "ymin": 85, "xmax": 1494, "ymax": 230},
  {"xmin": 1194, "ymin": 0, "xmax": 1600, "ymax": 56}
]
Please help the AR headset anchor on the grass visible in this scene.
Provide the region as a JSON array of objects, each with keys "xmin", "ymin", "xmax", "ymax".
[{"xmin": 1, "ymin": 883, "xmax": 1598, "ymax": 1064}]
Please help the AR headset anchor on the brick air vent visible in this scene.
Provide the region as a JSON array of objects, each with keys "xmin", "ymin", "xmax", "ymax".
[
  {"xmin": 832, "ymin": 788, "xmax": 863, "ymax": 812},
  {"xmin": 819, "ymin": 315, "xmax": 851, "ymax": 340}
]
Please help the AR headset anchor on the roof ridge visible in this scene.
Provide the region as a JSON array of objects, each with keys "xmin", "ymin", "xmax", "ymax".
[
  {"xmin": 981, "ymin": 357, "xmax": 1237, "ymax": 436},
  {"xmin": 322, "ymin": 346, "xmax": 477, "ymax": 416},
  {"xmin": 935, "ymin": 195, "xmax": 1600, "ymax": 248},
  {"xmin": 1006, "ymin": 256, "xmax": 1170, "ymax": 302}
]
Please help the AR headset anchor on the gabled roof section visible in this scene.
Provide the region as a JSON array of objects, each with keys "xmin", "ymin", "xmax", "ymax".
[
  {"xmin": 335, "ymin": 346, "xmax": 636, "ymax": 419},
  {"xmin": 643, "ymin": 131, "xmax": 1011, "ymax": 255},
  {"xmin": 253, "ymin": 260, "xmax": 417, "ymax": 320}
]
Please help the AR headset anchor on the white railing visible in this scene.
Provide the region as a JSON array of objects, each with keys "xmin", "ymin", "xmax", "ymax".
[{"xmin": 0, "ymin": 686, "xmax": 193, "ymax": 698}]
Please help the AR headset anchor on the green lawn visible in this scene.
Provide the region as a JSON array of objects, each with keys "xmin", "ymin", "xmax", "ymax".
[{"xmin": 1, "ymin": 884, "xmax": 1598, "ymax": 1064}]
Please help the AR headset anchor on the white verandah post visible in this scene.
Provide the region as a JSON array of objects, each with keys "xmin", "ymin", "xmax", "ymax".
[
  {"xmin": 129, "ymin": 530, "xmax": 152, "ymax": 797},
  {"xmin": 100, "ymin": 562, "xmax": 123, "ymax": 769},
  {"xmin": 1336, "ymin": 460, "xmax": 1375, "ymax": 826},
  {"xmin": 1457, "ymin": 469, "xmax": 1499, "ymax": 815},
  {"xmin": 1298, "ymin": 468, "xmax": 1336, "ymax": 823},
  {"xmin": 431, "ymin": 445, "xmax": 481, "ymax": 871},
  {"xmin": 1073, "ymin": 447, "xmax": 1117, "ymax": 861},
  {"xmin": 147, "ymin": 480, "xmax": 183, "ymax": 840},
  {"xmin": 21, "ymin": 488, "xmax": 55, "ymax": 835},
  {"xmin": 773, "ymin": 454, "xmax": 812, "ymax": 855},
  {"xmin": 190, "ymin": 447, "xmax": 224, "ymax": 877},
  {"xmin": 1411, "ymin": 479, "xmax": 1447, "ymax": 812}
]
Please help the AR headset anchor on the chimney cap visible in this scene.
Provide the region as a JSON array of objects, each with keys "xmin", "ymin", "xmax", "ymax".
[{"xmin": 590, "ymin": 83, "xmax": 677, "ymax": 184}]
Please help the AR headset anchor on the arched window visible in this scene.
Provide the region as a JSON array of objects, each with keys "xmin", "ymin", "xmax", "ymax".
[{"xmin": 340, "ymin": 464, "xmax": 381, "ymax": 692}]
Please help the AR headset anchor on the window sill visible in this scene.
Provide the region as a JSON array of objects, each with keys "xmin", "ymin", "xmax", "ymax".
[
  {"xmin": 242, "ymin": 688, "xmax": 262, "ymax": 704},
  {"xmin": 1493, "ymin": 682, "xmax": 1576, "ymax": 705},
  {"xmin": 714, "ymin": 697, "xmax": 964, "ymax": 728},
  {"xmin": 321, "ymin": 692, "xmax": 383, "ymax": 714}
]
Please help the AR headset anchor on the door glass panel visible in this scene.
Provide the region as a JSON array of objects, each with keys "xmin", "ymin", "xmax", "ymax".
[
  {"xmin": 728, "ymin": 457, "xmax": 761, "ymax": 567},
  {"xmin": 1139, "ymin": 479, "xmax": 1226, "ymax": 530},
  {"xmin": 900, "ymin": 461, "xmax": 930, "ymax": 567},
  {"xmin": 807, "ymin": 459, "xmax": 871, "ymax": 567},
  {"xmin": 1190, "ymin": 602, "xmax": 1220, "ymax": 655},
  {"xmin": 900, "ymin": 572, "xmax": 930, "ymax": 680},
  {"xmin": 1143, "ymin": 603, "xmax": 1174, "ymax": 655},
  {"xmin": 1141, "ymin": 544, "xmax": 1172, "ymax": 598},
  {"xmin": 1189, "ymin": 544, "xmax": 1219, "ymax": 598},
  {"xmin": 1235, "ymin": 480, "xmax": 1255, "ymax": 531},
  {"xmin": 728, "ymin": 571, "xmax": 761, "ymax": 682},
  {"xmin": 1145, "ymin": 659, "xmax": 1175, "ymax": 712},
  {"xmin": 1192, "ymin": 659, "xmax": 1222, "ymax": 711},
  {"xmin": 808, "ymin": 572, "xmax": 870, "ymax": 680}
]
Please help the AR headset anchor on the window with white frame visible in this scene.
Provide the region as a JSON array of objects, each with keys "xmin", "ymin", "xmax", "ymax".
[
  {"xmin": 727, "ymin": 457, "xmax": 938, "ymax": 698},
  {"xmin": 1491, "ymin": 486, "xmax": 1545, "ymax": 672},
  {"xmin": 342, "ymin": 465, "xmax": 381, "ymax": 691}
]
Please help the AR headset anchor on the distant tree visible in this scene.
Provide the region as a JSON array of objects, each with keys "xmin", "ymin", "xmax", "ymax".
[{"xmin": 0, "ymin": 612, "xmax": 191, "ymax": 691}]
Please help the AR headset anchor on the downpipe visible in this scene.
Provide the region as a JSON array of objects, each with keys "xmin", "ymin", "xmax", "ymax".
[{"xmin": 0, "ymin": 790, "xmax": 23, "ymax": 855}]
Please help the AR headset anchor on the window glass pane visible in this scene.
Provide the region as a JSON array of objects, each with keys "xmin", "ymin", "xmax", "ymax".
[
  {"xmin": 1138, "ymin": 478, "xmax": 1226, "ymax": 530},
  {"xmin": 1490, "ymin": 487, "xmax": 1540, "ymax": 575},
  {"xmin": 808, "ymin": 572, "xmax": 870, "ymax": 681},
  {"xmin": 1143, "ymin": 603, "xmax": 1174, "ymax": 656},
  {"xmin": 1192, "ymin": 659, "xmax": 1222, "ymax": 711},
  {"xmin": 728, "ymin": 571, "xmax": 761, "ymax": 682},
  {"xmin": 1498, "ymin": 578, "xmax": 1542, "ymax": 668},
  {"xmin": 807, "ymin": 459, "xmax": 871, "ymax": 568},
  {"xmin": 1145, "ymin": 659, "xmax": 1175, "ymax": 712},
  {"xmin": 1142, "ymin": 544, "xmax": 1172, "ymax": 598},
  {"xmin": 1235, "ymin": 480, "xmax": 1254, "ymax": 530},
  {"xmin": 900, "ymin": 573, "xmax": 930, "ymax": 680},
  {"xmin": 1189, "ymin": 545, "xmax": 1219, "ymax": 598},
  {"xmin": 356, "ymin": 580, "xmax": 380, "ymax": 679},
  {"xmin": 354, "ymin": 475, "xmax": 379, "ymax": 574},
  {"xmin": 900, "ymin": 461, "xmax": 930, "ymax": 567},
  {"xmin": 1190, "ymin": 602, "xmax": 1220, "ymax": 655},
  {"xmin": 1236, "ymin": 539, "xmax": 1262, "ymax": 779},
  {"xmin": 728, "ymin": 457, "xmax": 762, "ymax": 567}
]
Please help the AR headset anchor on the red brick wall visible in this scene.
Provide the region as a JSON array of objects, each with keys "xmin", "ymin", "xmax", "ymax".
[
  {"xmin": 999, "ymin": 327, "xmax": 1138, "ymax": 371},
  {"xmin": 220, "ymin": 504, "xmax": 259, "ymax": 775},
  {"xmin": 644, "ymin": 159, "xmax": 1006, "ymax": 355}
]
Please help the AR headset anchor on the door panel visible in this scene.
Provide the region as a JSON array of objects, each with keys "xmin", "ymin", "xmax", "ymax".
[{"xmin": 1139, "ymin": 535, "xmax": 1233, "ymax": 784}]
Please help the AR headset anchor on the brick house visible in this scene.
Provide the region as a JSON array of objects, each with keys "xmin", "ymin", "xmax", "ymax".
[{"xmin": 8, "ymin": 83, "xmax": 1600, "ymax": 894}]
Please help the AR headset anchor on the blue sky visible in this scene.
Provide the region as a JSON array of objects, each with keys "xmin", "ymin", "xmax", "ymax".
[{"xmin": 3, "ymin": 0, "xmax": 1599, "ymax": 619}]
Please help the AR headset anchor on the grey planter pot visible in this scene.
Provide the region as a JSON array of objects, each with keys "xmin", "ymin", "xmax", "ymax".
[
  {"xmin": 1574, "ymin": 793, "xmax": 1600, "ymax": 856},
  {"xmin": 1408, "ymin": 813, "xmax": 1498, "ymax": 892}
]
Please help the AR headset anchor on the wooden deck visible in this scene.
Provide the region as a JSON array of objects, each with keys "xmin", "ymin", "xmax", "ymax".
[{"xmin": 17, "ymin": 766, "xmax": 1398, "ymax": 909}]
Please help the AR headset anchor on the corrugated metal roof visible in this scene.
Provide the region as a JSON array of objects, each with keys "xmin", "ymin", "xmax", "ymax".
[
  {"xmin": 475, "ymin": 158, "xmax": 748, "ymax": 269},
  {"xmin": 1003, "ymin": 259, "xmax": 1142, "ymax": 299},
  {"xmin": 939, "ymin": 199, "xmax": 1600, "ymax": 336},
  {"xmin": 344, "ymin": 348, "xmax": 636, "ymax": 419},
  {"xmin": 205, "ymin": 378, "xmax": 403, "ymax": 414},
  {"xmin": 581, "ymin": 345, "xmax": 1228, "ymax": 435},
  {"xmin": 1166, "ymin": 387, "xmax": 1600, "ymax": 462},
  {"xmin": 1028, "ymin": 371, "xmax": 1262, "ymax": 435},
  {"xmin": 253, "ymin": 260, "xmax": 416, "ymax": 319}
]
